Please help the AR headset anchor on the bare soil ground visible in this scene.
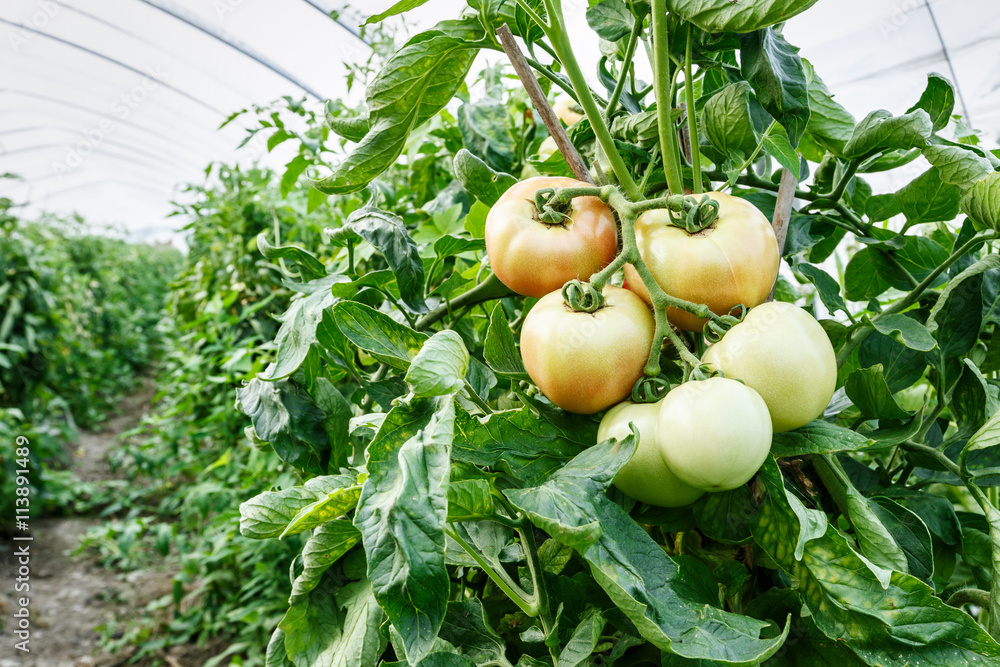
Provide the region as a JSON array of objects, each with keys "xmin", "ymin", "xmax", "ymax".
[{"xmin": 0, "ymin": 380, "xmax": 226, "ymax": 667}]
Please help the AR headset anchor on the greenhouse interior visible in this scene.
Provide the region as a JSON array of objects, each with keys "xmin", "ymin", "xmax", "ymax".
[{"xmin": 3, "ymin": 0, "xmax": 1000, "ymax": 665}]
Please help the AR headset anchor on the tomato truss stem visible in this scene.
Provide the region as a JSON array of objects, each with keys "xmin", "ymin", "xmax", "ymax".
[
  {"xmin": 651, "ymin": 0, "xmax": 685, "ymax": 196},
  {"xmin": 683, "ymin": 24, "xmax": 703, "ymax": 195},
  {"xmin": 539, "ymin": 0, "xmax": 642, "ymax": 199}
]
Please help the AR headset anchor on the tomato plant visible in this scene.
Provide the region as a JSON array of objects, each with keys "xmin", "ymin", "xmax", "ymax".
[{"xmin": 216, "ymin": 1, "xmax": 1000, "ymax": 665}]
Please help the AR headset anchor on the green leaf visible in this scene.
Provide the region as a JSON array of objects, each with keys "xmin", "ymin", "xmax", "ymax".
[
  {"xmin": 505, "ymin": 440, "xmax": 790, "ymax": 664},
  {"xmin": 932, "ymin": 269, "xmax": 985, "ymax": 360},
  {"xmin": 845, "ymin": 364, "xmax": 911, "ymax": 420},
  {"xmin": 266, "ymin": 627, "xmax": 293, "ymax": 667},
  {"xmin": 313, "ymin": 20, "xmax": 482, "ymax": 194},
  {"xmin": 364, "ymin": 0, "xmax": 432, "ymax": 25},
  {"xmin": 263, "ymin": 275, "xmax": 350, "ymax": 380},
  {"xmin": 325, "ymin": 101, "xmax": 370, "ymax": 142},
  {"xmin": 236, "ymin": 379, "xmax": 332, "ymax": 475},
  {"xmin": 923, "ymin": 145, "xmax": 994, "ymax": 190},
  {"xmin": 802, "ymin": 59, "xmax": 855, "ymax": 156},
  {"xmin": 869, "ymin": 234, "xmax": 949, "ymax": 292},
  {"xmin": 961, "ymin": 403, "xmax": 1000, "ymax": 471},
  {"xmin": 483, "ymin": 303, "xmax": 528, "ymax": 380},
  {"xmin": 796, "ymin": 264, "xmax": 846, "ymax": 315},
  {"xmin": 762, "ymin": 130, "xmax": 801, "ymax": 177},
  {"xmin": 888, "ymin": 490, "xmax": 962, "ymax": 546},
  {"xmin": 586, "ymin": 0, "xmax": 633, "ymax": 41},
  {"xmin": 692, "ymin": 485, "xmax": 755, "ymax": 545},
  {"xmin": 894, "ymin": 167, "xmax": 963, "ymax": 225},
  {"xmin": 446, "ymin": 479, "xmax": 494, "ymax": 522},
  {"xmin": 313, "ymin": 378, "xmax": 354, "ymax": 471},
  {"xmin": 752, "ymin": 458, "xmax": 1000, "ymax": 665},
  {"xmin": 867, "ymin": 313, "xmax": 936, "ymax": 352},
  {"xmin": 865, "ymin": 193, "xmax": 902, "ymax": 222},
  {"xmin": 703, "ymin": 82, "xmax": 758, "ymax": 160},
  {"xmin": 454, "ymin": 149, "xmax": 518, "ymax": 207},
  {"xmin": 433, "ymin": 234, "xmax": 484, "ymax": 259},
  {"xmin": 452, "ymin": 405, "xmax": 595, "ymax": 486},
  {"xmin": 858, "ymin": 332, "xmax": 926, "ymax": 393},
  {"xmin": 333, "ymin": 300, "xmax": 428, "ymax": 370},
  {"xmin": 281, "ymin": 154, "xmax": 310, "ymax": 198},
  {"xmin": 289, "ymin": 520, "xmax": 362, "ymax": 604},
  {"xmin": 257, "ymin": 233, "xmax": 328, "ymax": 282},
  {"xmin": 844, "ymin": 248, "xmax": 890, "ymax": 301},
  {"xmin": 962, "ymin": 171, "xmax": 1000, "ymax": 232},
  {"xmin": 869, "ymin": 496, "xmax": 934, "ymax": 582},
  {"xmin": 354, "ymin": 397, "xmax": 455, "ymax": 665},
  {"xmin": 906, "ymin": 73, "xmax": 955, "ymax": 133},
  {"xmin": 438, "ymin": 599, "xmax": 509, "ymax": 667},
  {"xmin": 281, "ymin": 573, "xmax": 387, "ymax": 667},
  {"xmin": 770, "ymin": 420, "xmax": 884, "ymax": 457},
  {"xmin": 558, "ymin": 611, "xmax": 607, "ymax": 667},
  {"xmin": 928, "ymin": 254, "xmax": 1000, "ymax": 335},
  {"xmin": 340, "ymin": 205, "xmax": 428, "ymax": 313},
  {"xmin": 239, "ymin": 475, "xmax": 357, "ymax": 539},
  {"xmin": 405, "ymin": 330, "xmax": 469, "ymax": 398},
  {"xmin": 464, "ymin": 200, "xmax": 489, "ymax": 238},
  {"xmin": 787, "ymin": 492, "xmax": 828, "ymax": 561},
  {"xmin": 666, "ymin": 0, "xmax": 820, "ymax": 32},
  {"xmin": 280, "ymin": 482, "xmax": 362, "ymax": 538},
  {"xmin": 843, "ymin": 109, "xmax": 933, "ymax": 160},
  {"xmin": 739, "ymin": 28, "xmax": 810, "ymax": 146},
  {"xmin": 458, "ymin": 99, "xmax": 516, "ymax": 174}
]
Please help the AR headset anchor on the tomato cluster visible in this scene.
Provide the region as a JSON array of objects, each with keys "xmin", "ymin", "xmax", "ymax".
[{"xmin": 485, "ymin": 178, "xmax": 836, "ymax": 506}]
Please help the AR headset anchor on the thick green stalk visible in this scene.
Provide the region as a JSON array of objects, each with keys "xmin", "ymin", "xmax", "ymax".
[
  {"xmin": 415, "ymin": 273, "xmax": 511, "ymax": 331},
  {"xmin": 683, "ymin": 24, "xmax": 702, "ymax": 194},
  {"xmin": 542, "ymin": 0, "xmax": 640, "ymax": 199},
  {"xmin": 606, "ymin": 15, "xmax": 645, "ymax": 116},
  {"xmin": 445, "ymin": 527, "xmax": 538, "ymax": 616},
  {"xmin": 651, "ymin": 0, "xmax": 684, "ymax": 195}
]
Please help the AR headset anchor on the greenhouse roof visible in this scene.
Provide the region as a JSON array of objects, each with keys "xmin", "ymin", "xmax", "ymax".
[{"xmin": 1, "ymin": 0, "xmax": 998, "ymax": 244}]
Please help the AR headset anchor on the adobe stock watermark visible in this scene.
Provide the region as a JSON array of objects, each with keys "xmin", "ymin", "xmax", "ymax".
[
  {"xmin": 878, "ymin": 0, "xmax": 923, "ymax": 39},
  {"xmin": 7, "ymin": 0, "xmax": 60, "ymax": 53},
  {"xmin": 50, "ymin": 66, "xmax": 168, "ymax": 181},
  {"xmin": 11, "ymin": 435, "xmax": 33, "ymax": 654},
  {"xmin": 214, "ymin": 0, "xmax": 245, "ymax": 20}
]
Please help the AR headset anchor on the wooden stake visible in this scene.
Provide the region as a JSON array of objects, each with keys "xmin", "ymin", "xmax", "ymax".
[
  {"xmin": 768, "ymin": 167, "xmax": 798, "ymax": 301},
  {"xmin": 495, "ymin": 25, "xmax": 594, "ymax": 184}
]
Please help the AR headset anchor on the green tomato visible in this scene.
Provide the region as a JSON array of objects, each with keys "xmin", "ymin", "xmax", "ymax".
[
  {"xmin": 657, "ymin": 378, "xmax": 772, "ymax": 491},
  {"xmin": 597, "ymin": 401, "xmax": 705, "ymax": 508},
  {"xmin": 702, "ymin": 301, "xmax": 836, "ymax": 432}
]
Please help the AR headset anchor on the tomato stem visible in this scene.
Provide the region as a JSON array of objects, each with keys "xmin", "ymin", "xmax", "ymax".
[
  {"xmin": 683, "ymin": 24, "xmax": 702, "ymax": 195},
  {"xmin": 540, "ymin": 0, "xmax": 641, "ymax": 199},
  {"xmin": 606, "ymin": 10, "xmax": 646, "ymax": 117},
  {"xmin": 651, "ymin": 0, "xmax": 685, "ymax": 196}
]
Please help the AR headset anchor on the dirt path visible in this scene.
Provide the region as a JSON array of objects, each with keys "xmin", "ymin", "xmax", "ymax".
[{"xmin": 0, "ymin": 379, "xmax": 159, "ymax": 667}]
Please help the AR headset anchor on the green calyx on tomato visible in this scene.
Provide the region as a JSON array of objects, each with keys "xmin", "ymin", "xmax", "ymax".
[
  {"xmin": 703, "ymin": 301, "xmax": 836, "ymax": 433},
  {"xmin": 598, "ymin": 400, "xmax": 705, "ymax": 507},
  {"xmin": 623, "ymin": 191, "xmax": 779, "ymax": 331},
  {"xmin": 486, "ymin": 177, "xmax": 618, "ymax": 298},
  {"xmin": 657, "ymin": 377, "xmax": 772, "ymax": 491},
  {"xmin": 520, "ymin": 285, "xmax": 655, "ymax": 414}
]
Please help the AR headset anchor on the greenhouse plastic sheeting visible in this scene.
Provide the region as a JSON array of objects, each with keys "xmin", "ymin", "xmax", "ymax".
[{"xmin": 1, "ymin": 0, "xmax": 998, "ymax": 241}]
